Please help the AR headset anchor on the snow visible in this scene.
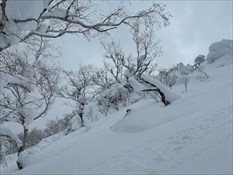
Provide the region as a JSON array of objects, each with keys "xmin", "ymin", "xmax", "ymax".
[
  {"xmin": 32, "ymin": 60, "xmax": 45, "ymax": 70},
  {"xmin": 43, "ymin": 8, "xmax": 67, "ymax": 18},
  {"xmin": 6, "ymin": 0, "xmax": 47, "ymax": 20},
  {"xmin": 128, "ymin": 77, "xmax": 147, "ymax": 92},
  {"xmin": 2, "ymin": 57, "xmax": 232, "ymax": 174},
  {"xmin": 0, "ymin": 0, "xmax": 50, "ymax": 49}
]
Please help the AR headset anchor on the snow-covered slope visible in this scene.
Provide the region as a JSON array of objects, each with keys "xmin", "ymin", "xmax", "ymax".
[{"xmin": 2, "ymin": 59, "xmax": 232, "ymax": 174}]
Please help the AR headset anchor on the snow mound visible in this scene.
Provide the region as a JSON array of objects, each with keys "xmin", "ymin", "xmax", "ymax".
[
  {"xmin": 206, "ymin": 39, "xmax": 232, "ymax": 64},
  {"xmin": 111, "ymin": 110, "xmax": 153, "ymax": 133}
]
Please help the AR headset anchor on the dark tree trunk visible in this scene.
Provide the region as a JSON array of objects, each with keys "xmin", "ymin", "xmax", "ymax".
[
  {"xmin": 16, "ymin": 146, "xmax": 24, "ymax": 170},
  {"xmin": 185, "ymin": 83, "xmax": 188, "ymax": 92},
  {"xmin": 142, "ymin": 88, "xmax": 170, "ymax": 106},
  {"xmin": 142, "ymin": 78, "xmax": 170, "ymax": 106},
  {"xmin": 78, "ymin": 109, "xmax": 85, "ymax": 127},
  {"xmin": 79, "ymin": 114, "xmax": 85, "ymax": 127}
]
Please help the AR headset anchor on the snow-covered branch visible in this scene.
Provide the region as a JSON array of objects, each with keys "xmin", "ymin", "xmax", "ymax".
[{"xmin": 0, "ymin": 1, "xmax": 170, "ymax": 52}]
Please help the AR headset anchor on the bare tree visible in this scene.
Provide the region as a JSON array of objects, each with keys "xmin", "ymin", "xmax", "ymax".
[
  {"xmin": 130, "ymin": 20, "xmax": 161, "ymax": 79},
  {"xmin": 102, "ymin": 40, "xmax": 125, "ymax": 82},
  {"xmin": 58, "ymin": 65, "xmax": 96, "ymax": 128},
  {"xmin": 102, "ymin": 19, "xmax": 161, "ymax": 82},
  {"xmin": 0, "ymin": 1, "xmax": 170, "ymax": 52},
  {"xmin": 90, "ymin": 67, "xmax": 114, "ymax": 92},
  {"xmin": 178, "ymin": 75, "xmax": 190, "ymax": 93}
]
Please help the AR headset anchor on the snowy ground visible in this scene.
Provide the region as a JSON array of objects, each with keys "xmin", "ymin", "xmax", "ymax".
[{"xmin": 2, "ymin": 59, "xmax": 232, "ymax": 174}]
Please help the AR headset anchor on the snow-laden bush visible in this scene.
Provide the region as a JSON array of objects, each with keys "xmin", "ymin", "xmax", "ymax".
[
  {"xmin": 44, "ymin": 117, "xmax": 71, "ymax": 137},
  {"xmin": 206, "ymin": 39, "xmax": 233, "ymax": 64},
  {"xmin": 83, "ymin": 83, "xmax": 130, "ymax": 122},
  {"xmin": 96, "ymin": 83, "xmax": 129, "ymax": 116},
  {"xmin": 18, "ymin": 128, "xmax": 45, "ymax": 150}
]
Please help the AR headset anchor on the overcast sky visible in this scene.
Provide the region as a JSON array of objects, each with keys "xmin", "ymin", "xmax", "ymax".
[{"xmin": 54, "ymin": 0, "xmax": 232, "ymax": 70}]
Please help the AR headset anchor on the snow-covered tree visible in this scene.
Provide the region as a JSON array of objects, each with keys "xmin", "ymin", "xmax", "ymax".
[
  {"xmin": 100, "ymin": 19, "xmax": 179, "ymax": 106},
  {"xmin": 166, "ymin": 73, "xmax": 177, "ymax": 89},
  {"xmin": 158, "ymin": 66, "xmax": 177, "ymax": 89},
  {"xmin": 158, "ymin": 68, "xmax": 169, "ymax": 85},
  {"xmin": 177, "ymin": 62, "xmax": 194, "ymax": 75},
  {"xmin": 206, "ymin": 39, "xmax": 233, "ymax": 64},
  {"xmin": 0, "ymin": 1, "xmax": 170, "ymax": 52},
  {"xmin": 193, "ymin": 55, "xmax": 209, "ymax": 81},
  {"xmin": 100, "ymin": 17, "xmax": 174, "ymax": 106},
  {"xmin": 0, "ymin": 39, "xmax": 59, "ymax": 170},
  {"xmin": 194, "ymin": 54, "xmax": 205, "ymax": 67},
  {"xmin": 83, "ymin": 82, "xmax": 130, "ymax": 122}
]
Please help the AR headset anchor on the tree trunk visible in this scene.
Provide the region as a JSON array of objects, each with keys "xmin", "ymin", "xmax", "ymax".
[
  {"xmin": 142, "ymin": 88, "xmax": 170, "ymax": 106},
  {"xmin": 16, "ymin": 124, "xmax": 28, "ymax": 170},
  {"xmin": 142, "ymin": 78, "xmax": 170, "ymax": 106},
  {"xmin": 79, "ymin": 113, "xmax": 85, "ymax": 127},
  {"xmin": 16, "ymin": 146, "xmax": 24, "ymax": 170},
  {"xmin": 185, "ymin": 83, "xmax": 188, "ymax": 92}
]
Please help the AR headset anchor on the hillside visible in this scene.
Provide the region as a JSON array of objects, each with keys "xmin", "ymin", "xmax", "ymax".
[{"xmin": 2, "ymin": 55, "xmax": 232, "ymax": 174}]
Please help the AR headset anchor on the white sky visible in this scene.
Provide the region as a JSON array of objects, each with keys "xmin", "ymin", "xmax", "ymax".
[{"xmin": 54, "ymin": 0, "xmax": 233, "ymax": 70}]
